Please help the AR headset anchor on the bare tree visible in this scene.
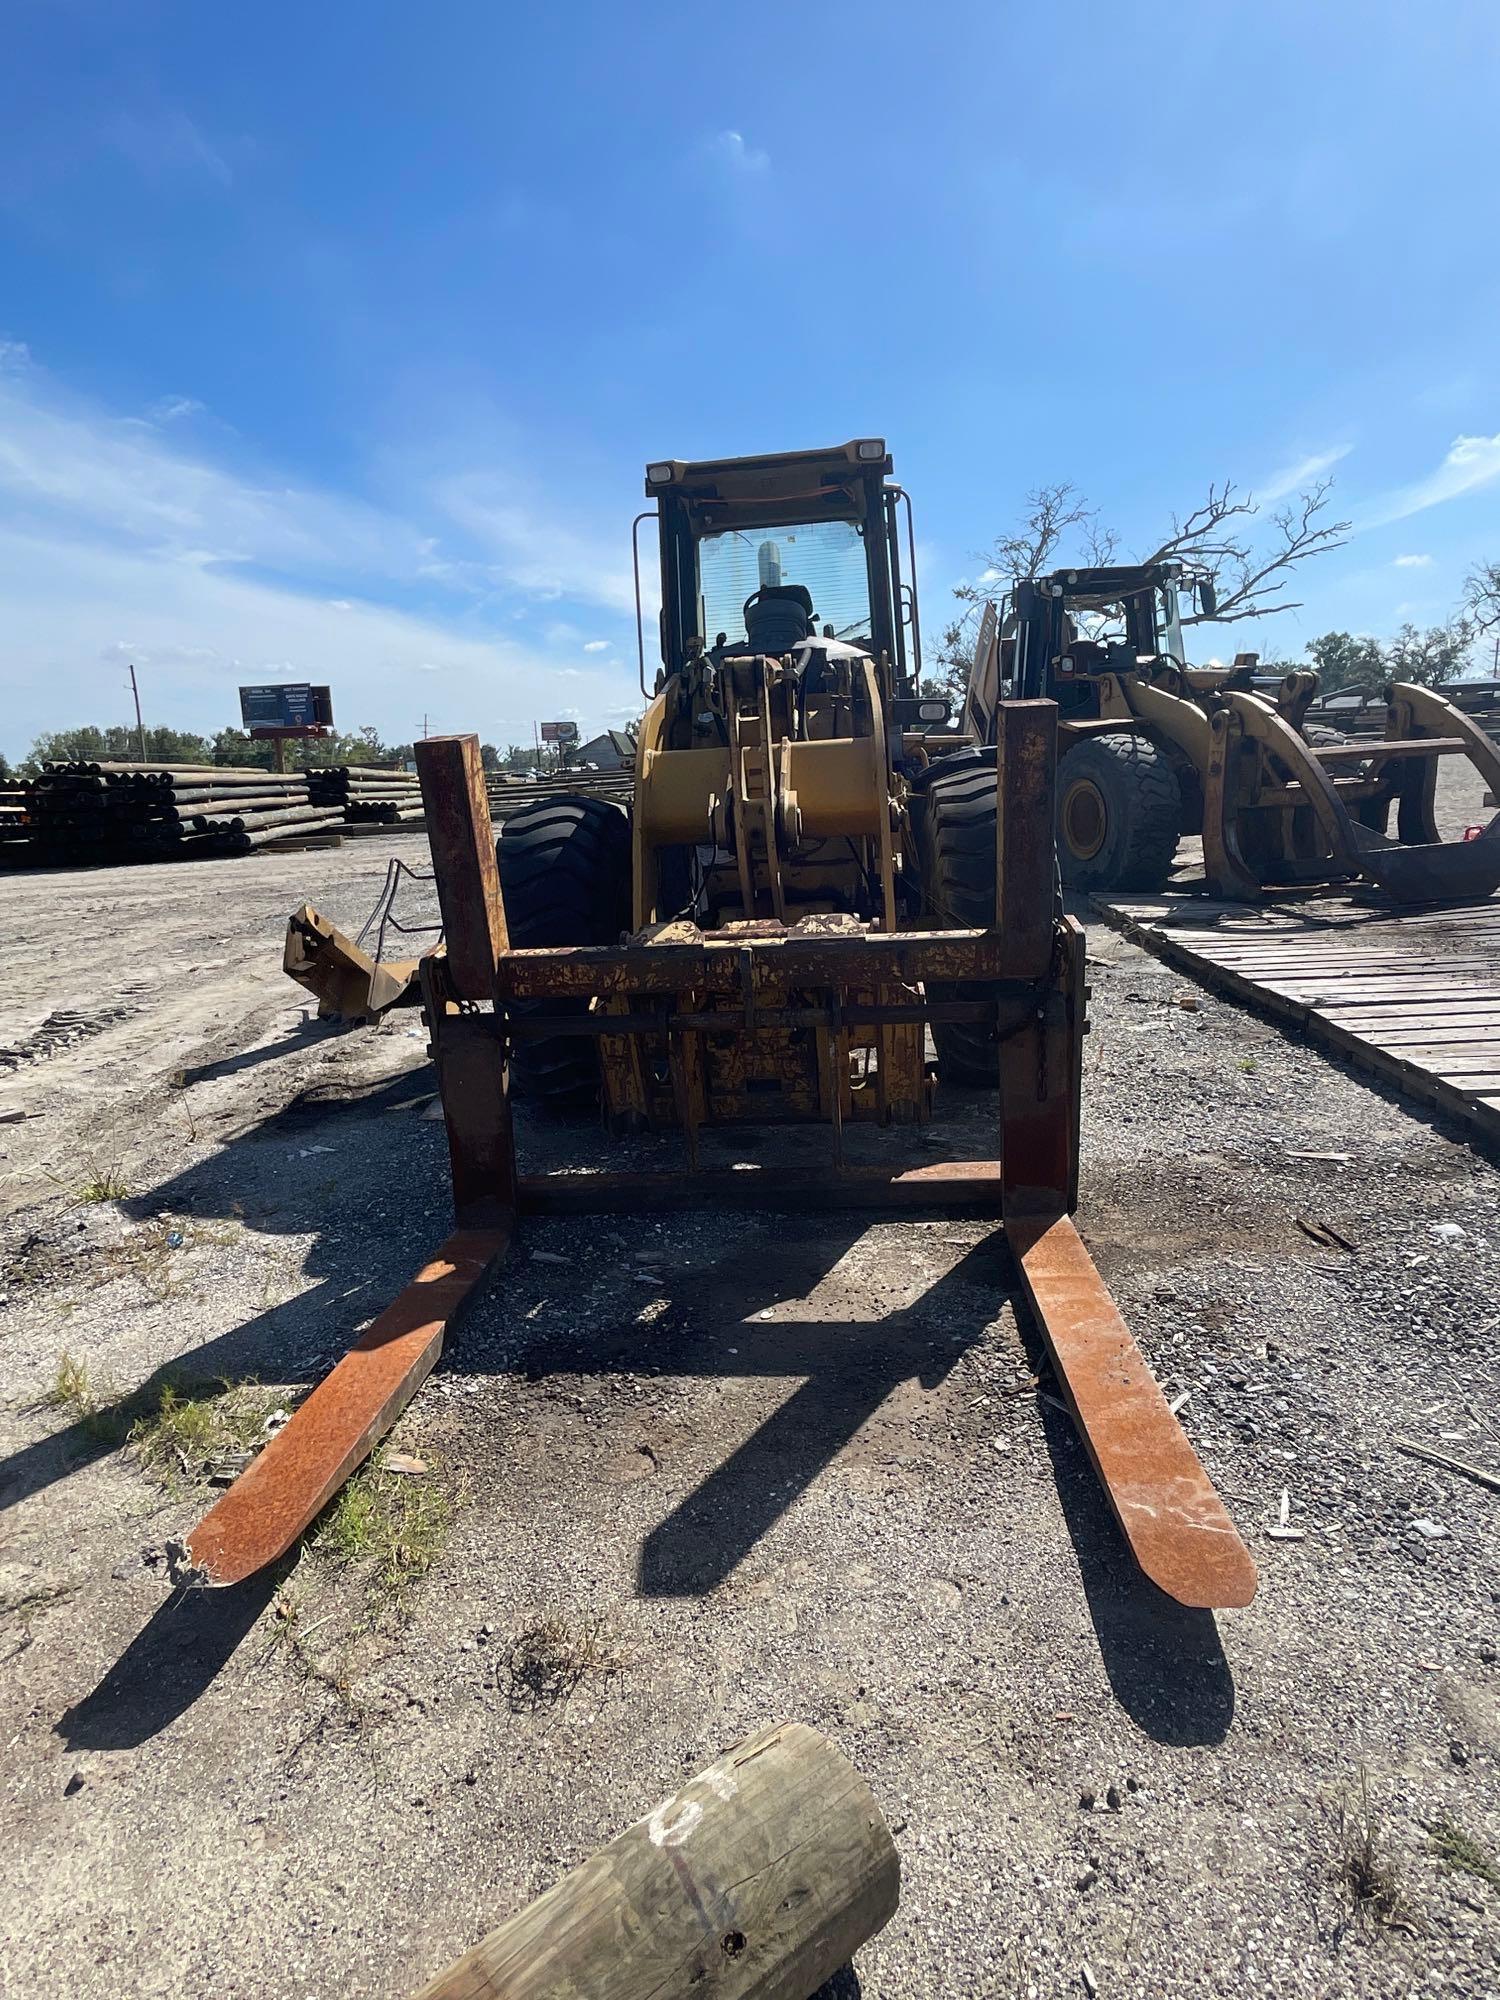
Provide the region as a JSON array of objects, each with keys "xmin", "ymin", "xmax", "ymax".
[
  {"xmin": 1464, "ymin": 558, "xmax": 1500, "ymax": 637},
  {"xmin": 934, "ymin": 486, "xmax": 1116, "ymax": 691},
  {"xmin": 932, "ymin": 474, "xmax": 1351, "ymax": 692},
  {"xmin": 1146, "ymin": 479, "xmax": 1351, "ymax": 626},
  {"xmin": 970, "ymin": 481, "xmax": 1118, "ymax": 580}
]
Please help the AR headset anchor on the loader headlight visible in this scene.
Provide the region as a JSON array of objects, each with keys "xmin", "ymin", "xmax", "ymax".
[
  {"xmin": 855, "ymin": 438, "xmax": 886, "ymax": 461},
  {"xmin": 918, "ymin": 699, "xmax": 948, "ymax": 722},
  {"xmin": 646, "ymin": 462, "xmax": 674, "ymax": 486}
]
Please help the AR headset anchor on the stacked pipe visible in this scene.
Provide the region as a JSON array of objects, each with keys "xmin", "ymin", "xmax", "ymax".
[
  {"xmin": 486, "ymin": 765, "xmax": 635, "ymax": 823},
  {"xmin": 0, "ymin": 777, "xmax": 30, "ymax": 861},
  {"xmin": 307, "ymin": 765, "xmax": 424, "ymax": 823},
  {"xmin": 17, "ymin": 762, "xmax": 344, "ymax": 863}
]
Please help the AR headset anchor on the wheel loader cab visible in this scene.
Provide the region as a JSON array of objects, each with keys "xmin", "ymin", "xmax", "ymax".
[
  {"xmin": 625, "ymin": 440, "xmax": 930, "ymax": 936},
  {"xmin": 644, "ymin": 438, "xmax": 909, "ymax": 691}
]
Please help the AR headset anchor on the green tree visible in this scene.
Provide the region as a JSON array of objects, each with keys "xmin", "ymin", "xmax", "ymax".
[
  {"xmin": 479, "ymin": 742, "xmax": 501, "ymax": 773},
  {"xmin": 1385, "ymin": 619, "xmax": 1472, "ymax": 687},
  {"xmin": 210, "ymin": 727, "xmax": 276, "ymax": 769},
  {"xmin": 26, "ymin": 723, "xmax": 213, "ymax": 767},
  {"xmin": 1303, "ymin": 632, "xmax": 1387, "ymax": 696}
]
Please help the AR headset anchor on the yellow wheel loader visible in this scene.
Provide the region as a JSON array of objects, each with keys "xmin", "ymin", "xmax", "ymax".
[
  {"xmin": 963, "ymin": 563, "xmax": 1500, "ymax": 904},
  {"xmin": 189, "ymin": 442, "xmax": 1258, "ymax": 1618}
]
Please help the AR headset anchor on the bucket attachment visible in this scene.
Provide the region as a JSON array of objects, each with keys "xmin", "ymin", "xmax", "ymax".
[{"xmin": 1347, "ymin": 818, "xmax": 1500, "ymax": 905}]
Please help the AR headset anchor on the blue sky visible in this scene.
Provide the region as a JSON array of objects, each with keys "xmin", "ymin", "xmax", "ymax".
[{"xmin": 2, "ymin": 0, "xmax": 1497, "ymax": 759}]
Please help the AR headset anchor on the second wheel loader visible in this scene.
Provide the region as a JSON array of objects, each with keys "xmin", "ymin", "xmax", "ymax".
[{"xmin": 963, "ymin": 562, "xmax": 1500, "ymax": 904}]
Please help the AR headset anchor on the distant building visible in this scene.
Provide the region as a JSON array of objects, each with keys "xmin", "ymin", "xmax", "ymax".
[{"xmin": 571, "ymin": 730, "xmax": 636, "ymax": 770}]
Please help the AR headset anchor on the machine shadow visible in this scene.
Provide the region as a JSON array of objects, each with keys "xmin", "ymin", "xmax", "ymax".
[
  {"xmin": 1011, "ymin": 1300, "xmax": 1236, "ymax": 1748},
  {"xmin": 632, "ymin": 1237, "xmax": 1005, "ymax": 1598},
  {"xmin": 58, "ymin": 1567, "xmax": 284, "ymax": 1751},
  {"xmin": 178, "ymin": 1014, "xmax": 343, "ymax": 1086}
]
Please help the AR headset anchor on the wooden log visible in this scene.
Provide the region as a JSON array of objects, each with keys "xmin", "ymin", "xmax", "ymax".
[
  {"xmin": 208, "ymin": 805, "xmax": 344, "ymax": 833},
  {"xmin": 413, "ymin": 1722, "xmax": 899, "ymax": 2000}
]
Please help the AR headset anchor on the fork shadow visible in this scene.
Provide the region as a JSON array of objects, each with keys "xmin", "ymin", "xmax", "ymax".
[
  {"xmin": 1012, "ymin": 1299, "xmax": 1236, "ymax": 1748},
  {"xmin": 58, "ymin": 1567, "xmax": 285, "ymax": 1750}
]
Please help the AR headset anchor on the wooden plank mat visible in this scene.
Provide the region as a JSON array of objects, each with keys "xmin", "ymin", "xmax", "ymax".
[{"xmin": 1094, "ymin": 893, "xmax": 1500, "ymax": 1152}]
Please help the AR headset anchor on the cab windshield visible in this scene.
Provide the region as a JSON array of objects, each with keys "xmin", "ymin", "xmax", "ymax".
[{"xmin": 697, "ymin": 518, "xmax": 871, "ymax": 646}]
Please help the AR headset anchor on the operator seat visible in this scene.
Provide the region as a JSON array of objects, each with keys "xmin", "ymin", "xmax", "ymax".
[{"xmin": 739, "ymin": 584, "xmax": 816, "ymax": 656}]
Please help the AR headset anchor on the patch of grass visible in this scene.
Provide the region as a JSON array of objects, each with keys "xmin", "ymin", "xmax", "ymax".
[
  {"xmin": 1339, "ymin": 1771, "xmax": 1421, "ymax": 1935},
  {"xmin": 1238, "ymin": 1056, "xmax": 1259, "ymax": 1075},
  {"xmin": 77, "ymin": 1163, "xmax": 129, "ymax": 1203},
  {"xmin": 503, "ymin": 1613, "xmax": 620, "ymax": 1713},
  {"xmin": 312, "ymin": 1461, "xmax": 456, "ymax": 1618},
  {"xmin": 40, "ymin": 1350, "xmax": 91, "ymax": 1414},
  {"xmin": 128, "ymin": 1379, "xmax": 286, "ymax": 1493},
  {"xmin": 34, "ymin": 1349, "xmax": 130, "ymax": 1445},
  {"xmin": 1427, "ymin": 1815, "xmax": 1500, "ymax": 1889}
]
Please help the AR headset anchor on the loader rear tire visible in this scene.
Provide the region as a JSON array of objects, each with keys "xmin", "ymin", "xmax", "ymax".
[
  {"xmin": 918, "ymin": 751, "xmax": 1007, "ymax": 1087},
  {"xmin": 1056, "ymin": 734, "xmax": 1182, "ymax": 893},
  {"xmin": 497, "ymin": 796, "xmax": 632, "ymax": 1106}
]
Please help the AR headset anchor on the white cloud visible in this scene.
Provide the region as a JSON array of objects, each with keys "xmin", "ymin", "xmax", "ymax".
[
  {"xmin": 0, "ymin": 339, "xmax": 31, "ymax": 372},
  {"xmin": 1366, "ymin": 432, "xmax": 1500, "ymax": 526},
  {"xmin": 709, "ymin": 129, "xmax": 770, "ymax": 175},
  {"xmin": 1256, "ymin": 445, "xmax": 1352, "ymax": 504},
  {"xmin": 583, "ymin": 638, "xmax": 610, "ymax": 652},
  {"xmin": 1393, "ymin": 552, "xmax": 1433, "ymax": 568},
  {"xmin": 0, "ymin": 361, "xmax": 642, "ymax": 756},
  {"xmin": 426, "ymin": 471, "xmax": 640, "ymax": 613},
  {"xmin": 149, "ymin": 394, "xmax": 205, "ymax": 424}
]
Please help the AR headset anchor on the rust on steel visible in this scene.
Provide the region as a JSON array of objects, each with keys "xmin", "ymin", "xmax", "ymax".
[
  {"xmin": 421, "ymin": 959, "xmax": 516, "ymax": 1226},
  {"xmin": 415, "ymin": 735, "xmax": 509, "ymax": 1003},
  {"xmin": 516, "ymin": 1159, "xmax": 1004, "ymax": 1215},
  {"xmin": 995, "ymin": 700, "xmax": 1058, "ymax": 979},
  {"xmin": 494, "ymin": 928, "xmax": 1020, "ymax": 1000},
  {"xmin": 1001, "ymin": 918, "xmax": 1086, "ymax": 1218},
  {"xmin": 175, "ymin": 1226, "xmax": 509, "ymax": 1588},
  {"xmin": 1007, "ymin": 1210, "xmax": 1257, "ymax": 1610},
  {"xmin": 414, "ymin": 735, "xmax": 518, "ymax": 1223},
  {"xmin": 283, "ymin": 903, "xmax": 422, "ymax": 1022}
]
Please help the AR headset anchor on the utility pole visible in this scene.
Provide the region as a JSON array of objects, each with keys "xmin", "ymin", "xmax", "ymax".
[
  {"xmin": 533, "ymin": 719, "xmax": 541, "ymax": 773},
  {"xmin": 127, "ymin": 664, "xmax": 147, "ymax": 762}
]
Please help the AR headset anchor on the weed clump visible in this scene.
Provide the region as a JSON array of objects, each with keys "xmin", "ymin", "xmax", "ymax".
[
  {"xmin": 503, "ymin": 1614, "xmax": 619, "ymax": 1713},
  {"xmin": 1427, "ymin": 1815, "xmax": 1500, "ymax": 1889},
  {"xmin": 1339, "ymin": 1771, "xmax": 1420, "ymax": 1935},
  {"xmin": 129, "ymin": 1380, "xmax": 286, "ymax": 1492},
  {"xmin": 313, "ymin": 1460, "xmax": 456, "ymax": 1618}
]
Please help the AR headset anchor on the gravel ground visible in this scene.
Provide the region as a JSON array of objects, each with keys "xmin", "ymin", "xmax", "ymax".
[{"xmin": 1, "ymin": 814, "xmax": 1497, "ymax": 1999}]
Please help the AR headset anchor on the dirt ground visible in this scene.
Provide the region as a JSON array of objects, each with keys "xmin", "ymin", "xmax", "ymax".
[{"xmin": 1, "ymin": 809, "xmax": 1498, "ymax": 1999}]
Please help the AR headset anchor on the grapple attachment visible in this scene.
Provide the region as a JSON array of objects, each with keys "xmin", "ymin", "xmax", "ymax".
[{"xmin": 1205, "ymin": 680, "xmax": 1500, "ymax": 906}]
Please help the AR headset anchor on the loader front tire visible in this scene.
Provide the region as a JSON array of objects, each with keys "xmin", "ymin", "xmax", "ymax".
[
  {"xmin": 496, "ymin": 796, "xmax": 632, "ymax": 1107},
  {"xmin": 918, "ymin": 752, "xmax": 1007, "ymax": 1087},
  {"xmin": 1056, "ymin": 734, "xmax": 1182, "ymax": 893}
]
